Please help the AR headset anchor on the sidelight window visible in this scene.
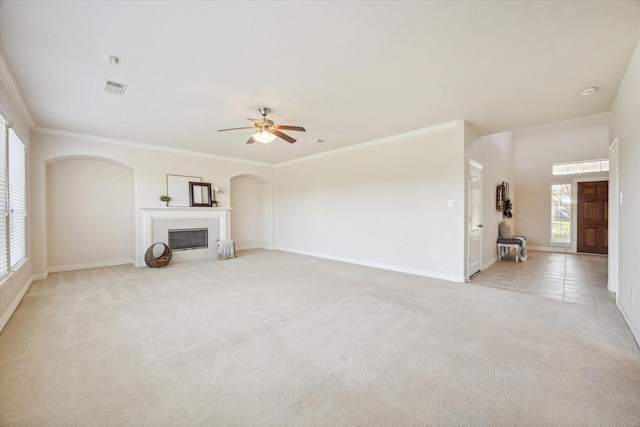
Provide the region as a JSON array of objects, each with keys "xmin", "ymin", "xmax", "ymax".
[{"xmin": 551, "ymin": 184, "xmax": 571, "ymax": 244}]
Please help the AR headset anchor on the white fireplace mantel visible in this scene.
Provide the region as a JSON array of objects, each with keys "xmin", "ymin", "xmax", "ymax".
[{"xmin": 138, "ymin": 207, "xmax": 233, "ymax": 266}]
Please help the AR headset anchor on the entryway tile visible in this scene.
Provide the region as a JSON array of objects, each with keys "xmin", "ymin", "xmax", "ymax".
[{"xmin": 470, "ymin": 251, "xmax": 614, "ymax": 307}]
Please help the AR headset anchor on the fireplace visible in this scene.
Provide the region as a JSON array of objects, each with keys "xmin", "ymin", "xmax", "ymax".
[
  {"xmin": 139, "ymin": 207, "xmax": 232, "ymax": 266},
  {"xmin": 168, "ymin": 228, "xmax": 208, "ymax": 251}
]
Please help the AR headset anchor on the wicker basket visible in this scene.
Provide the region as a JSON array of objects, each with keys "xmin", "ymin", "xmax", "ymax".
[{"xmin": 145, "ymin": 242, "xmax": 172, "ymax": 268}]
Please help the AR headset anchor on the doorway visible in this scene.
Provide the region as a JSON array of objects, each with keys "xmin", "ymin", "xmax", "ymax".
[
  {"xmin": 468, "ymin": 159, "xmax": 483, "ymax": 278},
  {"xmin": 230, "ymin": 174, "xmax": 273, "ymax": 250},
  {"xmin": 577, "ymin": 181, "xmax": 608, "ymax": 254}
]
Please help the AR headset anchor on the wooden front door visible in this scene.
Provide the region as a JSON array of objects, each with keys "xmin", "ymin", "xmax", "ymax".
[{"xmin": 577, "ymin": 181, "xmax": 608, "ymax": 254}]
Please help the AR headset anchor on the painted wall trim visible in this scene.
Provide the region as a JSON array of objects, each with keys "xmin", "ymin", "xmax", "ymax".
[
  {"xmin": 617, "ymin": 299, "xmax": 640, "ymax": 348},
  {"xmin": 235, "ymin": 245, "xmax": 271, "ymax": 251},
  {"xmin": 35, "ymin": 121, "xmax": 462, "ymax": 170},
  {"xmin": 48, "ymin": 258, "xmax": 134, "ymax": 273},
  {"xmin": 0, "ymin": 51, "xmax": 37, "ymax": 129},
  {"xmin": 528, "ymin": 245, "xmax": 572, "ymax": 253},
  {"xmin": 468, "ymin": 158, "xmax": 483, "ymax": 170},
  {"xmin": 31, "ymin": 272, "xmax": 47, "ymax": 281},
  {"xmin": 482, "ymin": 256, "xmax": 497, "ymax": 271},
  {"xmin": 34, "ymin": 127, "xmax": 271, "ymax": 168},
  {"xmin": 275, "ymin": 246, "xmax": 465, "ymax": 283},
  {"xmin": 0, "ymin": 276, "xmax": 34, "ymax": 333},
  {"xmin": 275, "ymin": 120, "xmax": 461, "ymax": 167}
]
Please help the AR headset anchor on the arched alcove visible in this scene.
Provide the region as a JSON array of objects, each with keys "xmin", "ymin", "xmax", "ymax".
[
  {"xmin": 46, "ymin": 156, "xmax": 135, "ymax": 269},
  {"xmin": 230, "ymin": 174, "xmax": 273, "ymax": 250}
]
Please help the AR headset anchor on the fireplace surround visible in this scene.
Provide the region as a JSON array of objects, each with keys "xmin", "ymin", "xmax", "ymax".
[{"xmin": 138, "ymin": 207, "xmax": 232, "ymax": 266}]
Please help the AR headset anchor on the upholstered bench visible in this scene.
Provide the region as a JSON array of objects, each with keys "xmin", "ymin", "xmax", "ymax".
[
  {"xmin": 497, "ymin": 221, "xmax": 527, "ymax": 262},
  {"xmin": 497, "ymin": 239, "xmax": 525, "ymax": 262}
]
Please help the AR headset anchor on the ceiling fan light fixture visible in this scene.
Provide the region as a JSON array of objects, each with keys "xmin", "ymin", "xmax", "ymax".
[
  {"xmin": 218, "ymin": 107, "xmax": 305, "ymax": 147},
  {"xmin": 253, "ymin": 129, "xmax": 276, "ymax": 144}
]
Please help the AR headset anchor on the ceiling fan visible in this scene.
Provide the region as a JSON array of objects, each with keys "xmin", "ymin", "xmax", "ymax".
[{"xmin": 218, "ymin": 107, "xmax": 306, "ymax": 144}]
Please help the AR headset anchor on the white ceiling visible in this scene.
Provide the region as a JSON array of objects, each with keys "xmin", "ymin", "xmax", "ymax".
[{"xmin": 1, "ymin": 1, "xmax": 639, "ymax": 164}]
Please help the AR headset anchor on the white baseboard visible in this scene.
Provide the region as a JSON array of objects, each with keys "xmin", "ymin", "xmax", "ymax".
[
  {"xmin": 0, "ymin": 275, "xmax": 34, "ymax": 333},
  {"xmin": 31, "ymin": 272, "xmax": 47, "ymax": 281},
  {"xmin": 482, "ymin": 257, "xmax": 497, "ymax": 270},
  {"xmin": 48, "ymin": 258, "xmax": 134, "ymax": 273},
  {"xmin": 235, "ymin": 245, "xmax": 270, "ymax": 251},
  {"xmin": 528, "ymin": 245, "xmax": 573, "ymax": 253},
  {"xmin": 617, "ymin": 299, "xmax": 640, "ymax": 348},
  {"xmin": 274, "ymin": 246, "xmax": 465, "ymax": 283}
]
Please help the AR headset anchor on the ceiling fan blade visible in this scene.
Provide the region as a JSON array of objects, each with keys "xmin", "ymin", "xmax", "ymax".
[
  {"xmin": 218, "ymin": 126, "xmax": 254, "ymax": 132},
  {"xmin": 273, "ymin": 125, "xmax": 306, "ymax": 132},
  {"xmin": 248, "ymin": 118, "xmax": 267, "ymax": 127},
  {"xmin": 271, "ymin": 129, "xmax": 296, "ymax": 143},
  {"xmin": 246, "ymin": 136, "xmax": 255, "ymax": 144}
]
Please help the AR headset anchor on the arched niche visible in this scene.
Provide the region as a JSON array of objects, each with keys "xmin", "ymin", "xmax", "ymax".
[
  {"xmin": 230, "ymin": 174, "xmax": 273, "ymax": 250},
  {"xmin": 46, "ymin": 155, "xmax": 135, "ymax": 269}
]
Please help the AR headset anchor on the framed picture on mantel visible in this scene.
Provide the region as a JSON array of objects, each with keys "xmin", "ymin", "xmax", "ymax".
[
  {"xmin": 189, "ymin": 182, "xmax": 212, "ymax": 207},
  {"xmin": 167, "ymin": 174, "xmax": 201, "ymax": 207}
]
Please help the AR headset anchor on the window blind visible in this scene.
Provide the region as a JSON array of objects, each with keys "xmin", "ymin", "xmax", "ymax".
[
  {"xmin": 8, "ymin": 128, "xmax": 25, "ymax": 268},
  {"xmin": 0, "ymin": 116, "xmax": 7, "ymax": 278}
]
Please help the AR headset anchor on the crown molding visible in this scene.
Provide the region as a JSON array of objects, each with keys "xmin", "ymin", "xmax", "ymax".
[
  {"xmin": 275, "ymin": 120, "xmax": 461, "ymax": 167},
  {"xmin": 33, "ymin": 127, "xmax": 273, "ymax": 168},
  {"xmin": 35, "ymin": 121, "xmax": 462, "ymax": 169},
  {"xmin": 0, "ymin": 51, "xmax": 37, "ymax": 129}
]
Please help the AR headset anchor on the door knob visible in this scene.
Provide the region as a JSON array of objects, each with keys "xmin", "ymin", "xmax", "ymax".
[{"xmin": 478, "ymin": 224, "xmax": 483, "ymax": 228}]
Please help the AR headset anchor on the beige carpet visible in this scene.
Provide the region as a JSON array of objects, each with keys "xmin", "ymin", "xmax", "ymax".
[{"xmin": 1, "ymin": 249, "xmax": 639, "ymax": 426}]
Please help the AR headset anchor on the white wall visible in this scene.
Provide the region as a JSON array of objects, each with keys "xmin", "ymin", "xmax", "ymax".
[
  {"xmin": 230, "ymin": 175, "xmax": 273, "ymax": 250},
  {"xmin": 275, "ymin": 122, "xmax": 467, "ymax": 282},
  {"xmin": 47, "ymin": 158, "xmax": 134, "ymax": 269},
  {"xmin": 30, "ymin": 130, "xmax": 274, "ymax": 274},
  {"xmin": 514, "ymin": 113, "xmax": 610, "ymax": 250},
  {"xmin": 610, "ymin": 38, "xmax": 640, "ymax": 343}
]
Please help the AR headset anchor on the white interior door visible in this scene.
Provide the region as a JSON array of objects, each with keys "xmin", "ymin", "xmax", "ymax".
[{"xmin": 468, "ymin": 159, "xmax": 483, "ymax": 278}]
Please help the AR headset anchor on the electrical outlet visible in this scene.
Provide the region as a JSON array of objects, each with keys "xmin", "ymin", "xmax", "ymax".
[
  {"xmin": 78, "ymin": 249, "xmax": 85, "ymax": 256},
  {"xmin": 620, "ymin": 192, "xmax": 623, "ymax": 204}
]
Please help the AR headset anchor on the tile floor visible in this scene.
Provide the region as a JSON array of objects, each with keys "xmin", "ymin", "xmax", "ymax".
[{"xmin": 470, "ymin": 250, "xmax": 615, "ymax": 308}]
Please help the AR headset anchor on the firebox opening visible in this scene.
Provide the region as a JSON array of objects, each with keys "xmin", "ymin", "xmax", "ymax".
[{"xmin": 168, "ymin": 228, "xmax": 208, "ymax": 251}]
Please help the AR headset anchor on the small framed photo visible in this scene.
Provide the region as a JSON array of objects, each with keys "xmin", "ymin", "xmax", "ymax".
[{"xmin": 189, "ymin": 182, "xmax": 212, "ymax": 207}]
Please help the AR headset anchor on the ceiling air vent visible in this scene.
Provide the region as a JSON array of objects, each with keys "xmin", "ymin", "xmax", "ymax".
[{"xmin": 102, "ymin": 79, "xmax": 127, "ymax": 95}]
